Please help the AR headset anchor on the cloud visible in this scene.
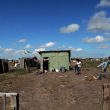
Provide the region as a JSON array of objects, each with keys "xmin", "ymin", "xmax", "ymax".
[
  {"xmin": 3, "ymin": 48, "xmax": 15, "ymax": 58},
  {"xmin": 0, "ymin": 48, "xmax": 15, "ymax": 54},
  {"xmin": 32, "ymin": 48, "xmax": 45, "ymax": 59},
  {"xmin": 72, "ymin": 48, "xmax": 83, "ymax": 52},
  {"xmin": 97, "ymin": 0, "xmax": 110, "ymax": 7},
  {"xmin": 83, "ymin": 35, "xmax": 110, "ymax": 43},
  {"xmin": 5, "ymin": 49, "xmax": 24, "ymax": 58},
  {"xmin": 60, "ymin": 46, "xmax": 83, "ymax": 52},
  {"xmin": 25, "ymin": 44, "xmax": 32, "ymax": 49},
  {"xmin": 5, "ymin": 48, "xmax": 14, "ymax": 53},
  {"xmin": 14, "ymin": 50, "xmax": 25, "ymax": 55},
  {"xmin": 45, "ymin": 42, "xmax": 55, "ymax": 47},
  {"xmin": 67, "ymin": 47, "xmax": 83, "ymax": 52},
  {"xmin": 34, "ymin": 48, "xmax": 46, "ymax": 52},
  {"xmin": 18, "ymin": 39, "xmax": 27, "ymax": 43},
  {"xmin": 87, "ymin": 11, "xmax": 110, "ymax": 32},
  {"xmin": 74, "ymin": 48, "xmax": 83, "ymax": 52},
  {"xmin": 41, "ymin": 42, "xmax": 55, "ymax": 48},
  {"xmin": 98, "ymin": 45, "xmax": 109, "ymax": 48},
  {"xmin": 0, "ymin": 47, "xmax": 4, "ymax": 53},
  {"xmin": 104, "ymin": 32, "xmax": 110, "ymax": 36},
  {"xmin": 59, "ymin": 23, "xmax": 80, "ymax": 34},
  {"xmin": 0, "ymin": 46, "xmax": 34, "ymax": 59},
  {"xmin": 0, "ymin": 48, "xmax": 16, "ymax": 59},
  {"xmin": 14, "ymin": 50, "xmax": 35, "ymax": 58}
]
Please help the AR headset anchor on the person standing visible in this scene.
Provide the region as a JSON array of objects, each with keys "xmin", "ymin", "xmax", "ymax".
[
  {"xmin": 75, "ymin": 59, "xmax": 82, "ymax": 74},
  {"xmin": 97, "ymin": 57, "xmax": 110, "ymax": 79}
]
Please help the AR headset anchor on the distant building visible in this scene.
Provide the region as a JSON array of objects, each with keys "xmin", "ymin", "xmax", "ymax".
[{"xmin": 38, "ymin": 50, "xmax": 71, "ymax": 72}]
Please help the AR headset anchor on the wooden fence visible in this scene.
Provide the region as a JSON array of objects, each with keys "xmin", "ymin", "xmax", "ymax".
[{"xmin": 0, "ymin": 93, "xmax": 19, "ymax": 110}]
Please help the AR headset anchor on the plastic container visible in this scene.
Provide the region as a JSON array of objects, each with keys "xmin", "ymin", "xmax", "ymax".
[{"xmin": 60, "ymin": 67, "xmax": 66, "ymax": 72}]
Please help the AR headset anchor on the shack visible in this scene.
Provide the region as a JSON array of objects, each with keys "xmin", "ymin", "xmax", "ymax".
[
  {"xmin": 19, "ymin": 57, "xmax": 40, "ymax": 69},
  {"xmin": 38, "ymin": 50, "xmax": 71, "ymax": 72}
]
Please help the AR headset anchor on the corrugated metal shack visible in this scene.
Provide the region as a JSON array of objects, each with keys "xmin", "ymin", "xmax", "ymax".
[
  {"xmin": 19, "ymin": 57, "xmax": 39, "ymax": 69},
  {"xmin": 0, "ymin": 59, "xmax": 9, "ymax": 73},
  {"xmin": 39, "ymin": 50, "xmax": 71, "ymax": 72}
]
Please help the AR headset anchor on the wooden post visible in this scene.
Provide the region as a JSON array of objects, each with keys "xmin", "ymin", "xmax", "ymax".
[
  {"xmin": 25, "ymin": 61, "xmax": 28, "ymax": 72},
  {"xmin": 10, "ymin": 95, "xmax": 17, "ymax": 110},
  {"xmin": 24, "ymin": 59, "xmax": 30, "ymax": 73},
  {"xmin": 10, "ymin": 94, "xmax": 19, "ymax": 110},
  {"xmin": 40, "ymin": 58, "xmax": 43, "ymax": 72},
  {"xmin": 2, "ymin": 94, "xmax": 6, "ymax": 110},
  {"xmin": 2, "ymin": 59, "xmax": 4, "ymax": 73},
  {"xmin": 103, "ymin": 83, "xmax": 110, "ymax": 110},
  {"xmin": 0, "ymin": 93, "xmax": 19, "ymax": 110},
  {"xmin": 16, "ymin": 94, "xmax": 19, "ymax": 110}
]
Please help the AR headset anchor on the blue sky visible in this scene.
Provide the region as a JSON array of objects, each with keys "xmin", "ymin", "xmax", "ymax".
[{"xmin": 0, "ymin": 0, "xmax": 110, "ymax": 59}]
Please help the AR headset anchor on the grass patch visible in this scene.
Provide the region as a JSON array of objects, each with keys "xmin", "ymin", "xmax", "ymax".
[
  {"xmin": 0, "ymin": 74, "xmax": 8, "ymax": 82},
  {"xmin": 0, "ymin": 67, "xmax": 39, "ymax": 82},
  {"xmin": 82, "ymin": 61, "xmax": 101, "ymax": 68},
  {"xmin": 0, "ymin": 68, "xmax": 28, "ymax": 82}
]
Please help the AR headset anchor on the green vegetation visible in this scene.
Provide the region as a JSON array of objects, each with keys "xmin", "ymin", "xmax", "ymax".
[
  {"xmin": 82, "ymin": 61, "xmax": 101, "ymax": 68},
  {"xmin": 0, "ymin": 67, "xmax": 38, "ymax": 82}
]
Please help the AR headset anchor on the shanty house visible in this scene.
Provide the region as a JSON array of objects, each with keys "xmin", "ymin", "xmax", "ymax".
[
  {"xmin": 19, "ymin": 57, "xmax": 40, "ymax": 69},
  {"xmin": 38, "ymin": 50, "xmax": 71, "ymax": 71}
]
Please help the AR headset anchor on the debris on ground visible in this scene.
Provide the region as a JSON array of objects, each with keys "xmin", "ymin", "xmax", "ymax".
[{"xmin": 84, "ymin": 75, "xmax": 97, "ymax": 81}]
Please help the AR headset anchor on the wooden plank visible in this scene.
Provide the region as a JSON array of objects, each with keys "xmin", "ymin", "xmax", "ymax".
[
  {"xmin": 103, "ymin": 83, "xmax": 110, "ymax": 110},
  {"xmin": 0, "ymin": 93, "xmax": 19, "ymax": 110},
  {"xmin": 0, "ymin": 93, "xmax": 17, "ymax": 97},
  {"xmin": 10, "ymin": 94, "xmax": 19, "ymax": 110},
  {"xmin": 2, "ymin": 94, "xmax": 6, "ymax": 110}
]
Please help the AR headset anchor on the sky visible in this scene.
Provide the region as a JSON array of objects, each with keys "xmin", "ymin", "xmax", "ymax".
[{"xmin": 0, "ymin": 0, "xmax": 110, "ymax": 59}]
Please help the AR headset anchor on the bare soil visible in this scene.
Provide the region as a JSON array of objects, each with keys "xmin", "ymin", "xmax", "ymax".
[{"xmin": 0, "ymin": 68, "xmax": 110, "ymax": 110}]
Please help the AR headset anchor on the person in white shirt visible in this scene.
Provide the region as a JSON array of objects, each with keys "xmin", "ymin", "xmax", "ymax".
[{"xmin": 76, "ymin": 59, "xmax": 82, "ymax": 74}]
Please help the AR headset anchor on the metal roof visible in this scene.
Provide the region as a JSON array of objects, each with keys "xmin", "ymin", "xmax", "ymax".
[{"xmin": 38, "ymin": 50, "xmax": 71, "ymax": 53}]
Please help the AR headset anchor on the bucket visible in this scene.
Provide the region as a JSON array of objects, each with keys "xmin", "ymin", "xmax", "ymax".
[{"xmin": 60, "ymin": 67, "xmax": 66, "ymax": 72}]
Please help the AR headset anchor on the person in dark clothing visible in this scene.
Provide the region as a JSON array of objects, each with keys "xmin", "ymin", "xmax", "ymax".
[{"xmin": 74, "ymin": 64, "xmax": 78, "ymax": 73}]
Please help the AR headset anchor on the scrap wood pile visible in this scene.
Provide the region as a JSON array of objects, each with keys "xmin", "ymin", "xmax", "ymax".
[
  {"xmin": 84, "ymin": 75, "xmax": 97, "ymax": 81},
  {"xmin": 103, "ymin": 83, "xmax": 110, "ymax": 110}
]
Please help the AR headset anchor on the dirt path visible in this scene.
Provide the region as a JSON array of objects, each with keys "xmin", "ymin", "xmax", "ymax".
[{"xmin": 0, "ymin": 69, "xmax": 109, "ymax": 110}]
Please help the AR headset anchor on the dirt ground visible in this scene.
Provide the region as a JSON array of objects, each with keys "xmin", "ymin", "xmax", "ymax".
[{"xmin": 0, "ymin": 68, "xmax": 110, "ymax": 110}]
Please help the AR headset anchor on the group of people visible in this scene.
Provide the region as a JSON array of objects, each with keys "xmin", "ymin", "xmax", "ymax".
[{"xmin": 73, "ymin": 57, "xmax": 110, "ymax": 79}]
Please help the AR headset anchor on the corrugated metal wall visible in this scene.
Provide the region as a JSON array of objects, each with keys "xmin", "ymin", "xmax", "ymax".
[{"xmin": 41, "ymin": 52, "xmax": 70, "ymax": 71}]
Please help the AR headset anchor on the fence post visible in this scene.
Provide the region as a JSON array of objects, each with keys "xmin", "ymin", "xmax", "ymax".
[
  {"xmin": 103, "ymin": 83, "xmax": 110, "ymax": 110},
  {"xmin": 0, "ymin": 93, "xmax": 19, "ymax": 110},
  {"xmin": 2, "ymin": 94, "xmax": 6, "ymax": 110},
  {"xmin": 10, "ymin": 94, "xmax": 19, "ymax": 110}
]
